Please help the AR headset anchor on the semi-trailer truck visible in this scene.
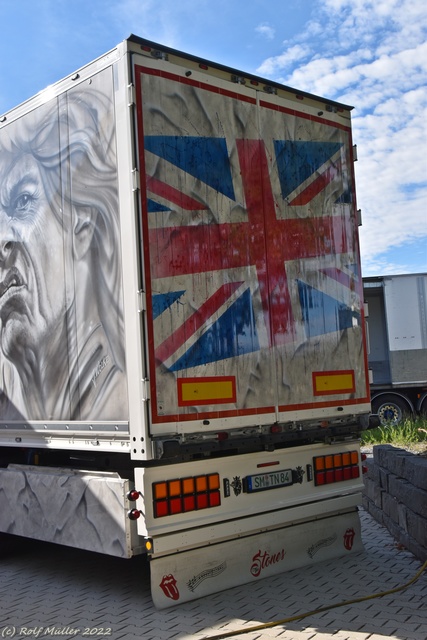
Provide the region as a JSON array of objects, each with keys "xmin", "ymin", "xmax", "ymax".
[
  {"xmin": 0, "ymin": 35, "xmax": 371, "ymax": 608},
  {"xmin": 364, "ymin": 273, "xmax": 427, "ymax": 424}
]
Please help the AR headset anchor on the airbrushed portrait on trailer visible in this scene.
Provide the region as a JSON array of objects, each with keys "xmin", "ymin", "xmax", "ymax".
[{"xmin": 0, "ymin": 69, "xmax": 128, "ymax": 421}]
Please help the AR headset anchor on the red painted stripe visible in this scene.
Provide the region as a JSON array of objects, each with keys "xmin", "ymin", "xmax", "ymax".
[
  {"xmin": 136, "ymin": 65, "xmax": 257, "ymax": 105},
  {"xmin": 289, "ymin": 161, "xmax": 341, "ymax": 206},
  {"xmin": 320, "ymin": 267, "xmax": 356, "ymax": 289},
  {"xmin": 147, "ymin": 176, "xmax": 207, "ymax": 211},
  {"xmin": 155, "ymin": 281, "xmax": 243, "ymax": 364},
  {"xmin": 149, "ymin": 215, "xmax": 351, "ymax": 279},
  {"xmin": 259, "ymin": 100, "xmax": 351, "ymax": 133}
]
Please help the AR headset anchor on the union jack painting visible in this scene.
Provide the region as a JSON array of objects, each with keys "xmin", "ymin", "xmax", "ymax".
[{"xmin": 135, "ymin": 65, "xmax": 367, "ymax": 422}]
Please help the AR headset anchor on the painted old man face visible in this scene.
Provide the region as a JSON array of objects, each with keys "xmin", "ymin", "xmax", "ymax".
[{"xmin": 0, "ymin": 150, "xmax": 67, "ymax": 361}]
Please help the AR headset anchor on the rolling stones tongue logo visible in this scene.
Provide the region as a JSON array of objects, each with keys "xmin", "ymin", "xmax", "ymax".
[
  {"xmin": 159, "ymin": 574, "xmax": 180, "ymax": 600},
  {"xmin": 343, "ymin": 528, "xmax": 356, "ymax": 551}
]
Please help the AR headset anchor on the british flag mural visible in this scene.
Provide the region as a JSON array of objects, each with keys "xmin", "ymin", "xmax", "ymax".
[{"xmin": 135, "ymin": 65, "xmax": 368, "ymax": 424}]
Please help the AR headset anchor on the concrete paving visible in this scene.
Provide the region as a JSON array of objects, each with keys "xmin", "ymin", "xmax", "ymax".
[{"xmin": 0, "ymin": 508, "xmax": 426, "ymax": 640}]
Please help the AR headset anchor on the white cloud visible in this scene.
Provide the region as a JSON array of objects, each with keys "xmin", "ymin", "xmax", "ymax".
[
  {"xmin": 257, "ymin": 44, "xmax": 311, "ymax": 75},
  {"xmin": 256, "ymin": 0, "xmax": 427, "ymax": 275},
  {"xmin": 255, "ymin": 23, "xmax": 275, "ymax": 40}
]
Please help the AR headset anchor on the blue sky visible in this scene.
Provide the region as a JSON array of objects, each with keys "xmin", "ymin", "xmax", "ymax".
[{"xmin": 1, "ymin": 0, "xmax": 426, "ymax": 277}]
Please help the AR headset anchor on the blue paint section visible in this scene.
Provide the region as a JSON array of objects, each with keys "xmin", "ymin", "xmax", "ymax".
[
  {"xmin": 169, "ymin": 288, "xmax": 259, "ymax": 371},
  {"xmin": 273, "ymin": 140, "xmax": 343, "ymax": 199},
  {"xmin": 152, "ymin": 291, "xmax": 185, "ymax": 319},
  {"xmin": 335, "ymin": 189, "xmax": 352, "ymax": 204},
  {"xmin": 144, "ymin": 136, "xmax": 235, "ymax": 200},
  {"xmin": 147, "ymin": 199, "xmax": 170, "ymax": 212},
  {"xmin": 297, "ymin": 280, "xmax": 357, "ymax": 338}
]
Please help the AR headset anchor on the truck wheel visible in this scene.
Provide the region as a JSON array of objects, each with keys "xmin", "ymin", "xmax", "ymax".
[{"xmin": 371, "ymin": 395, "xmax": 409, "ymax": 426}]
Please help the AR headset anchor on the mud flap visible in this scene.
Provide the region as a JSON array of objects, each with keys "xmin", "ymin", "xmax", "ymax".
[{"xmin": 150, "ymin": 510, "xmax": 363, "ymax": 608}]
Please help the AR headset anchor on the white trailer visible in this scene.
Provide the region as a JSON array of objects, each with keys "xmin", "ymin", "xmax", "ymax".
[
  {"xmin": 0, "ymin": 35, "xmax": 371, "ymax": 607},
  {"xmin": 364, "ymin": 273, "xmax": 427, "ymax": 424}
]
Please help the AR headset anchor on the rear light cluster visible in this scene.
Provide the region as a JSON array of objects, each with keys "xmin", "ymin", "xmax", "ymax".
[
  {"xmin": 153, "ymin": 473, "xmax": 221, "ymax": 518},
  {"xmin": 313, "ymin": 451, "xmax": 360, "ymax": 486}
]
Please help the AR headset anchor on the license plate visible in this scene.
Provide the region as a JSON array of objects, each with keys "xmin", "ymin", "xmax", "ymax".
[{"xmin": 245, "ymin": 469, "xmax": 293, "ymax": 493}]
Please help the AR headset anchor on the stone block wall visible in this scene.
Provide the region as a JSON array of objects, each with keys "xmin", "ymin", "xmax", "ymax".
[{"xmin": 363, "ymin": 444, "xmax": 427, "ymax": 561}]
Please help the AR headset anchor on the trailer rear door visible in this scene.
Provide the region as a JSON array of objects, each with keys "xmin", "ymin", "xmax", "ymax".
[{"xmin": 132, "ymin": 50, "xmax": 370, "ymax": 437}]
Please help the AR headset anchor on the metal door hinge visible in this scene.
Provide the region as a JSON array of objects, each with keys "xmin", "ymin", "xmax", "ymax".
[
  {"xmin": 128, "ymin": 83, "xmax": 136, "ymax": 107},
  {"xmin": 138, "ymin": 290, "xmax": 146, "ymax": 312},
  {"xmin": 141, "ymin": 379, "xmax": 151, "ymax": 401},
  {"xmin": 132, "ymin": 169, "xmax": 140, "ymax": 192}
]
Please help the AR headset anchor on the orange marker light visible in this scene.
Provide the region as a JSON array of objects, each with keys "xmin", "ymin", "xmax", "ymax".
[
  {"xmin": 333, "ymin": 454, "xmax": 342, "ymax": 467},
  {"xmin": 314, "ymin": 457, "xmax": 325, "ymax": 471},
  {"xmin": 208, "ymin": 474, "xmax": 220, "ymax": 490},
  {"xmin": 153, "ymin": 482, "xmax": 168, "ymax": 500},
  {"xmin": 182, "ymin": 478, "xmax": 195, "ymax": 494},
  {"xmin": 168, "ymin": 479, "xmax": 181, "ymax": 497},
  {"xmin": 325, "ymin": 455, "xmax": 334, "ymax": 469},
  {"xmin": 196, "ymin": 476, "xmax": 208, "ymax": 492},
  {"xmin": 342, "ymin": 453, "xmax": 351, "ymax": 466}
]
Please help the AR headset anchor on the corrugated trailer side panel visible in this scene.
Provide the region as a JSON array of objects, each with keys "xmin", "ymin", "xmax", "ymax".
[
  {"xmin": 383, "ymin": 274, "xmax": 427, "ymax": 383},
  {"xmin": 0, "ymin": 54, "xmax": 130, "ymax": 429}
]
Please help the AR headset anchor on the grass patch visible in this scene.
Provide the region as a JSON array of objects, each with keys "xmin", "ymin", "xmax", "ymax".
[{"xmin": 361, "ymin": 417, "xmax": 427, "ymax": 449}]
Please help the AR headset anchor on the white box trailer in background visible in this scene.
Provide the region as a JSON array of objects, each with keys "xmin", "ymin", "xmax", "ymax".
[
  {"xmin": 0, "ymin": 35, "xmax": 372, "ymax": 608},
  {"xmin": 364, "ymin": 274, "xmax": 427, "ymax": 424}
]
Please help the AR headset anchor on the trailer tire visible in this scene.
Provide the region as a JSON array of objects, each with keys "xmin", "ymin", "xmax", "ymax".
[
  {"xmin": 419, "ymin": 395, "xmax": 427, "ymax": 418},
  {"xmin": 371, "ymin": 394, "xmax": 409, "ymax": 426}
]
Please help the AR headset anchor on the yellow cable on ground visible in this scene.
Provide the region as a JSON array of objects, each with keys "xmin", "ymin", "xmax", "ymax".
[{"xmin": 202, "ymin": 558, "xmax": 427, "ymax": 640}]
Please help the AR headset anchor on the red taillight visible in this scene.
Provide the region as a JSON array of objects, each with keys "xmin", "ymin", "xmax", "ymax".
[
  {"xmin": 169, "ymin": 497, "xmax": 183, "ymax": 515},
  {"xmin": 196, "ymin": 493, "xmax": 209, "ymax": 509},
  {"xmin": 334, "ymin": 468, "xmax": 343, "ymax": 482},
  {"xmin": 326, "ymin": 469, "xmax": 335, "ymax": 484},
  {"xmin": 127, "ymin": 489, "xmax": 140, "ymax": 502},
  {"xmin": 153, "ymin": 473, "xmax": 221, "ymax": 518},
  {"xmin": 183, "ymin": 495, "xmax": 196, "ymax": 512},
  {"xmin": 209, "ymin": 491, "xmax": 221, "ymax": 507},
  {"xmin": 313, "ymin": 451, "xmax": 360, "ymax": 486},
  {"xmin": 257, "ymin": 460, "xmax": 280, "ymax": 468},
  {"xmin": 127, "ymin": 509, "xmax": 141, "ymax": 520},
  {"xmin": 154, "ymin": 500, "xmax": 169, "ymax": 518},
  {"xmin": 316, "ymin": 472, "xmax": 326, "ymax": 485}
]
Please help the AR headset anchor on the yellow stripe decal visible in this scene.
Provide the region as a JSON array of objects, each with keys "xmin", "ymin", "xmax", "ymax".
[
  {"xmin": 313, "ymin": 370, "xmax": 355, "ymax": 396},
  {"xmin": 178, "ymin": 377, "xmax": 236, "ymax": 406}
]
